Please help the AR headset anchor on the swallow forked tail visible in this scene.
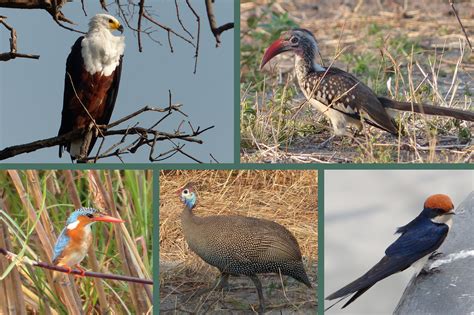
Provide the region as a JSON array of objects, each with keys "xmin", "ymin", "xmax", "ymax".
[{"xmin": 325, "ymin": 255, "xmax": 411, "ymax": 309}]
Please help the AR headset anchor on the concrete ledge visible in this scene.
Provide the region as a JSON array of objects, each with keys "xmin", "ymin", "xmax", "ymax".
[{"xmin": 394, "ymin": 192, "xmax": 474, "ymax": 314}]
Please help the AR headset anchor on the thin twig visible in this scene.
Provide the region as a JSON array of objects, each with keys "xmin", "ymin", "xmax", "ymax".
[
  {"xmin": 80, "ymin": 0, "xmax": 87, "ymax": 16},
  {"xmin": 0, "ymin": 248, "xmax": 152, "ymax": 285},
  {"xmin": 449, "ymin": 0, "xmax": 472, "ymax": 51},
  {"xmin": 0, "ymin": 18, "xmax": 40, "ymax": 61},
  {"xmin": 204, "ymin": 0, "xmax": 234, "ymax": 47},
  {"xmin": 185, "ymin": 0, "xmax": 200, "ymax": 73},
  {"xmin": 137, "ymin": 0, "xmax": 145, "ymax": 52},
  {"xmin": 175, "ymin": 0, "xmax": 193, "ymax": 39},
  {"xmin": 143, "ymin": 12, "xmax": 194, "ymax": 50}
]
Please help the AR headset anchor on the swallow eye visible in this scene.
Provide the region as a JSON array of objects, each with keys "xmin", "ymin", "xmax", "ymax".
[{"xmin": 290, "ymin": 37, "xmax": 299, "ymax": 44}]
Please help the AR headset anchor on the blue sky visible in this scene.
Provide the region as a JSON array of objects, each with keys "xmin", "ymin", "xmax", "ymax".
[{"xmin": 0, "ymin": 1, "xmax": 234, "ymax": 163}]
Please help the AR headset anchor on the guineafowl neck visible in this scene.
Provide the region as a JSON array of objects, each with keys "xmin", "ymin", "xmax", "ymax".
[{"xmin": 181, "ymin": 205, "xmax": 200, "ymax": 230}]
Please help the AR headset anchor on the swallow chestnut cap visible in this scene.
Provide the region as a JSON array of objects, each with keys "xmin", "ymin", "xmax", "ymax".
[{"xmin": 424, "ymin": 194, "xmax": 454, "ymax": 212}]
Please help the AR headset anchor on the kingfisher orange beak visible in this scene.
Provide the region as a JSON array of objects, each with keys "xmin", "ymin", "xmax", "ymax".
[
  {"xmin": 260, "ymin": 38, "xmax": 291, "ymax": 70},
  {"xmin": 93, "ymin": 215, "xmax": 125, "ymax": 223}
]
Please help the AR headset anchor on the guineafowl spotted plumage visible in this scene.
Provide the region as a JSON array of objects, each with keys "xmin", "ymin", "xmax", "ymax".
[{"xmin": 179, "ymin": 183, "xmax": 312, "ymax": 314}]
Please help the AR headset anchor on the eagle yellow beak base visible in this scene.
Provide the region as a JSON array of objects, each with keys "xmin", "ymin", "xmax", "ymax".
[{"xmin": 110, "ymin": 20, "xmax": 123, "ymax": 33}]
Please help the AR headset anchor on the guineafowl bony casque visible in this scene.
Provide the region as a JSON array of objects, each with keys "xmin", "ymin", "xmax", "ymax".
[{"xmin": 178, "ymin": 183, "xmax": 313, "ymax": 313}]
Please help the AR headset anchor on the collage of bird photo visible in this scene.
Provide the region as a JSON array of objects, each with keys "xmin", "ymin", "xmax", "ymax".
[{"xmin": 0, "ymin": 0, "xmax": 472, "ymax": 314}]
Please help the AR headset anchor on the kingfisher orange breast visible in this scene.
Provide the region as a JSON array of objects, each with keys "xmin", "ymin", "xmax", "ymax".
[{"xmin": 55, "ymin": 217, "xmax": 93, "ymax": 267}]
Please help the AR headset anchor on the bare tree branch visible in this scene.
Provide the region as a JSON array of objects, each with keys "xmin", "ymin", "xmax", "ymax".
[
  {"xmin": 0, "ymin": 103, "xmax": 214, "ymax": 162},
  {"xmin": 0, "ymin": 0, "xmax": 78, "ymax": 26},
  {"xmin": 175, "ymin": 0, "xmax": 193, "ymax": 39},
  {"xmin": 0, "ymin": 248, "xmax": 153, "ymax": 285},
  {"xmin": 137, "ymin": 0, "xmax": 145, "ymax": 52},
  {"xmin": 0, "ymin": 17, "xmax": 40, "ymax": 61},
  {"xmin": 185, "ymin": 0, "xmax": 200, "ymax": 74},
  {"xmin": 142, "ymin": 12, "xmax": 195, "ymax": 50},
  {"xmin": 204, "ymin": 0, "xmax": 234, "ymax": 47}
]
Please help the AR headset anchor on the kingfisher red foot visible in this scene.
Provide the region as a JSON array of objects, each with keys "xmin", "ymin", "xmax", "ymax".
[
  {"xmin": 52, "ymin": 207, "xmax": 124, "ymax": 278},
  {"xmin": 260, "ymin": 29, "xmax": 474, "ymax": 141}
]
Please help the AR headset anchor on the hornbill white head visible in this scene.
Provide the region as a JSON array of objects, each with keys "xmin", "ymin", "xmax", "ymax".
[{"xmin": 260, "ymin": 28, "xmax": 319, "ymax": 69}]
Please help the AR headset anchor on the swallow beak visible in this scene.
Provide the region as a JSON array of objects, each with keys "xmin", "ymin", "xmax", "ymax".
[
  {"xmin": 93, "ymin": 215, "xmax": 125, "ymax": 223},
  {"xmin": 118, "ymin": 24, "xmax": 124, "ymax": 34},
  {"xmin": 260, "ymin": 38, "xmax": 291, "ymax": 70}
]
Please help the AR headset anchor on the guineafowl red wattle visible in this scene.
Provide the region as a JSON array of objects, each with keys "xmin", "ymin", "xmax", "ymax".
[{"xmin": 178, "ymin": 183, "xmax": 312, "ymax": 314}]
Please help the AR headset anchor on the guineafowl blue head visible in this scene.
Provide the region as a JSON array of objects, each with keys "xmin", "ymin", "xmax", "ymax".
[{"xmin": 179, "ymin": 183, "xmax": 197, "ymax": 209}]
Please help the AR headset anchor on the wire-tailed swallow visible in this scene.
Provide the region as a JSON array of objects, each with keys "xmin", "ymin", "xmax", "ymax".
[{"xmin": 326, "ymin": 194, "xmax": 455, "ymax": 309}]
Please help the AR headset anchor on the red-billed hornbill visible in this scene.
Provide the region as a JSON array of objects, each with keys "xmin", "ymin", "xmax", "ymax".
[{"xmin": 261, "ymin": 29, "xmax": 474, "ymax": 141}]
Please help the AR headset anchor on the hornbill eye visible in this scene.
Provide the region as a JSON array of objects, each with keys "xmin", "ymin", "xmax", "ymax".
[{"xmin": 290, "ymin": 37, "xmax": 299, "ymax": 44}]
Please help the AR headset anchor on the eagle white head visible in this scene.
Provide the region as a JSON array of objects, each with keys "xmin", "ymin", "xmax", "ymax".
[
  {"xmin": 81, "ymin": 14, "xmax": 125, "ymax": 77},
  {"xmin": 88, "ymin": 14, "xmax": 124, "ymax": 34}
]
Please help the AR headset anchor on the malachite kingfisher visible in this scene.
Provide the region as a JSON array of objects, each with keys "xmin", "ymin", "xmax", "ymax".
[{"xmin": 52, "ymin": 207, "xmax": 124, "ymax": 276}]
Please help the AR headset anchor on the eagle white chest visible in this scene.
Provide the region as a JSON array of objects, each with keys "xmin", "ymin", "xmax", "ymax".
[{"xmin": 81, "ymin": 30, "xmax": 125, "ymax": 77}]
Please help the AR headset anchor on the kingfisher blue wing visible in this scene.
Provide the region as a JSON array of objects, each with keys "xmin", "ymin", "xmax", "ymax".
[
  {"xmin": 326, "ymin": 221, "xmax": 449, "ymax": 308},
  {"xmin": 52, "ymin": 227, "xmax": 70, "ymax": 264}
]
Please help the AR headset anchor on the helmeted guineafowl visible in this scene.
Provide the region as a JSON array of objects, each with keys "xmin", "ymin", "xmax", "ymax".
[{"xmin": 178, "ymin": 183, "xmax": 312, "ymax": 314}]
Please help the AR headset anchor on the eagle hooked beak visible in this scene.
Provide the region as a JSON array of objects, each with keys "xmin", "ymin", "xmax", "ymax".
[{"xmin": 117, "ymin": 24, "xmax": 124, "ymax": 34}]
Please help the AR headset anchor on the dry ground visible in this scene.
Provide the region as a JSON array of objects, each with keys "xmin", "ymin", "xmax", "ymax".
[
  {"xmin": 159, "ymin": 170, "xmax": 318, "ymax": 314},
  {"xmin": 241, "ymin": 0, "xmax": 474, "ymax": 163}
]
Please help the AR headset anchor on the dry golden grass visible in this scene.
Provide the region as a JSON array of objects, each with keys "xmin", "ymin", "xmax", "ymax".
[{"xmin": 159, "ymin": 170, "xmax": 318, "ymax": 313}]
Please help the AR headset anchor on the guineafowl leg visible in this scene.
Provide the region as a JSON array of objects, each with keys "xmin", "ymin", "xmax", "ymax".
[
  {"xmin": 249, "ymin": 274, "xmax": 265, "ymax": 314},
  {"xmin": 184, "ymin": 272, "xmax": 230, "ymax": 301}
]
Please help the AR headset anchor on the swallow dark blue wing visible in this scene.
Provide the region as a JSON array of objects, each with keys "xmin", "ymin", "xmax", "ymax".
[
  {"xmin": 386, "ymin": 220, "xmax": 449, "ymax": 257},
  {"xmin": 326, "ymin": 221, "xmax": 449, "ymax": 306}
]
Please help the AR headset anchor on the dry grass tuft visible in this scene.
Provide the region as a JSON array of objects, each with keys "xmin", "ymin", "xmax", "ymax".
[{"xmin": 159, "ymin": 170, "xmax": 318, "ymax": 313}]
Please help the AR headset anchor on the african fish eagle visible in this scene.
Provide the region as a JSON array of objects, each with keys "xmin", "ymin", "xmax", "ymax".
[{"xmin": 58, "ymin": 14, "xmax": 125, "ymax": 160}]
